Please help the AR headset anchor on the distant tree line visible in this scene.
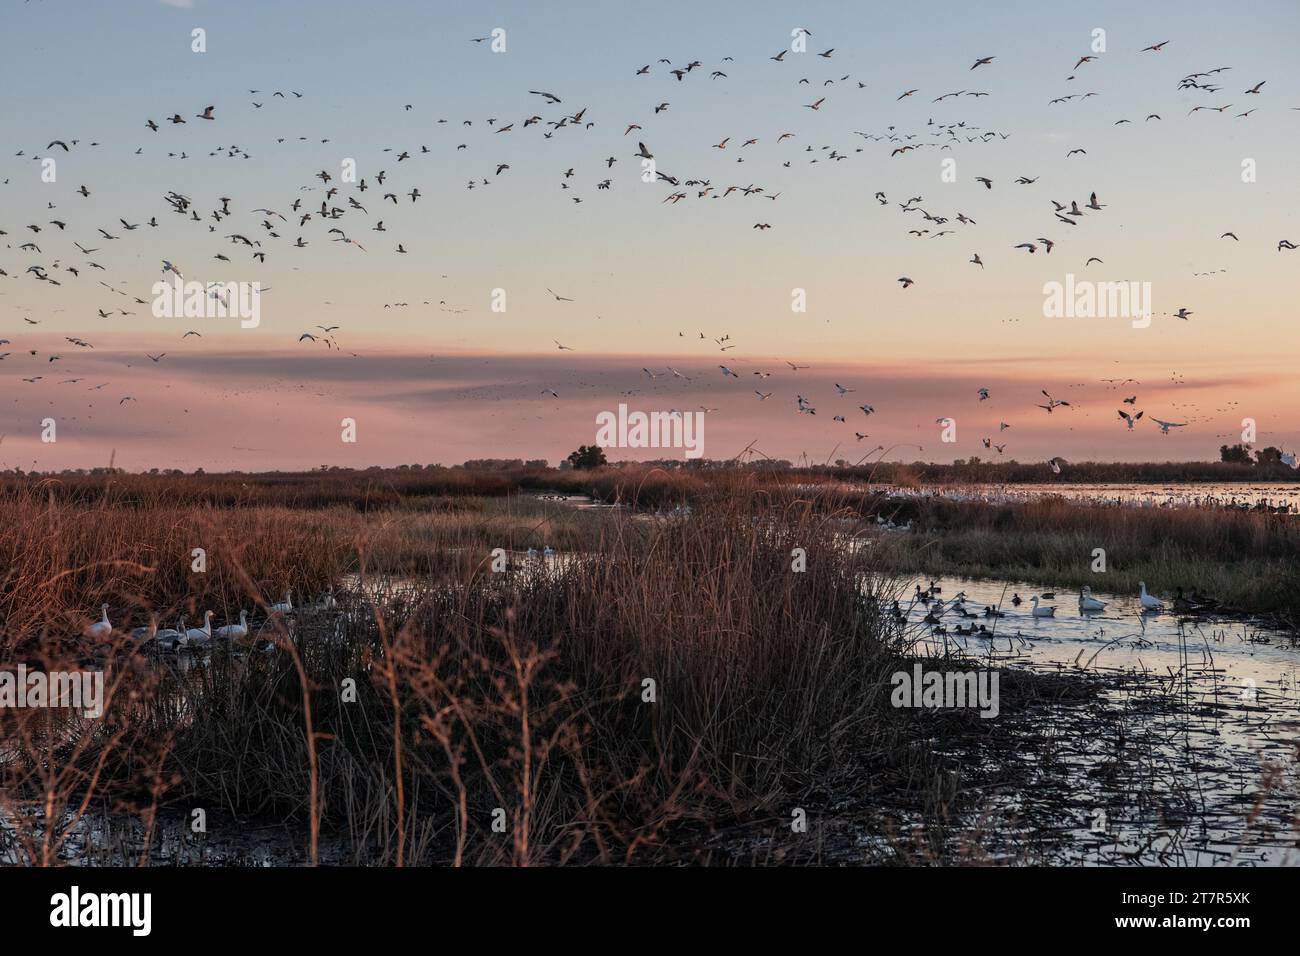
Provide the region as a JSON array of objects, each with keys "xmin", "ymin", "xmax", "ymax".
[{"xmin": 1220, "ymin": 444, "xmax": 1287, "ymax": 466}]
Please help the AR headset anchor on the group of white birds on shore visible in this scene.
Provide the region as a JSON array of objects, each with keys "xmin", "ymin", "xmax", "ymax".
[{"xmin": 80, "ymin": 587, "xmax": 335, "ymax": 652}]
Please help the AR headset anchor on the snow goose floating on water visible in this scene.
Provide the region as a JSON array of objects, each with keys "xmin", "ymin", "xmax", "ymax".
[
  {"xmin": 215, "ymin": 610, "xmax": 249, "ymax": 641},
  {"xmin": 83, "ymin": 604, "xmax": 112, "ymax": 640},
  {"xmin": 1078, "ymin": 587, "xmax": 1107, "ymax": 612},
  {"xmin": 155, "ymin": 620, "xmax": 185, "ymax": 651},
  {"xmin": 130, "ymin": 615, "xmax": 158, "ymax": 644},
  {"xmin": 300, "ymin": 586, "xmax": 337, "ymax": 613},
  {"xmin": 183, "ymin": 611, "xmax": 214, "ymax": 648}
]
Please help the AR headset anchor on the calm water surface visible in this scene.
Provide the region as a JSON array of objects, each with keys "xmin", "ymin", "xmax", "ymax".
[{"xmin": 897, "ymin": 574, "xmax": 1299, "ymax": 866}]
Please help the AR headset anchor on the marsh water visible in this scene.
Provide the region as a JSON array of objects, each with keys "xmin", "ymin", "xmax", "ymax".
[
  {"xmin": 894, "ymin": 574, "xmax": 1299, "ymax": 865},
  {"xmin": 541, "ymin": 482, "xmax": 1300, "ymax": 510}
]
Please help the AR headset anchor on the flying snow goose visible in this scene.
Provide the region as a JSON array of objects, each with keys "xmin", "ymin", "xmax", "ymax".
[{"xmin": 1118, "ymin": 409, "xmax": 1143, "ymax": 430}]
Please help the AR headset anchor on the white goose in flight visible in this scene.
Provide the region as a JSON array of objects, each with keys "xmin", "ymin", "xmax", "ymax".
[{"xmin": 1038, "ymin": 390, "xmax": 1070, "ymax": 413}]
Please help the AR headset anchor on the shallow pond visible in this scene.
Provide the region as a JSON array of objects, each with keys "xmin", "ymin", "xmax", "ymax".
[{"xmin": 896, "ymin": 573, "xmax": 1300, "ymax": 865}]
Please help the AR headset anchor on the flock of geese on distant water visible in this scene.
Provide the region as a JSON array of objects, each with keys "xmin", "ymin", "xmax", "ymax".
[
  {"xmin": 903, "ymin": 578, "xmax": 1171, "ymax": 633},
  {"xmin": 79, "ymin": 586, "xmax": 335, "ymax": 653}
]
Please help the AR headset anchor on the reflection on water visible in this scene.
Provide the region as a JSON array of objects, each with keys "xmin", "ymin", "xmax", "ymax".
[
  {"xmin": 534, "ymin": 493, "xmax": 622, "ymax": 510},
  {"xmin": 898, "ymin": 574, "xmax": 1300, "ymax": 865}
]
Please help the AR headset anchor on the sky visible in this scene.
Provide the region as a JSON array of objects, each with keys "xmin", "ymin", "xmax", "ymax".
[{"xmin": 1, "ymin": 0, "xmax": 1297, "ymax": 470}]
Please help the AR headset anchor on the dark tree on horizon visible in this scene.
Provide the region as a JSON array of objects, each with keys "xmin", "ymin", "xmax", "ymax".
[{"xmin": 566, "ymin": 445, "xmax": 608, "ymax": 470}]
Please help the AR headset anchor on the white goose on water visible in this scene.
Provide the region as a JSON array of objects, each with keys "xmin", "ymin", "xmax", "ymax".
[
  {"xmin": 299, "ymin": 586, "xmax": 338, "ymax": 614},
  {"xmin": 130, "ymin": 614, "xmax": 158, "ymax": 644},
  {"xmin": 1078, "ymin": 587, "xmax": 1107, "ymax": 612},
  {"xmin": 155, "ymin": 620, "xmax": 185, "ymax": 651},
  {"xmin": 183, "ymin": 610, "xmax": 214, "ymax": 648},
  {"xmin": 1139, "ymin": 581, "xmax": 1163, "ymax": 611},
  {"xmin": 215, "ymin": 610, "xmax": 249, "ymax": 641},
  {"xmin": 129, "ymin": 622, "xmax": 154, "ymax": 642},
  {"xmin": 269, "ymin": 590, "xmax": 293, "ymax": 614},
  {"xmin": 83, "ymin": 604, "xmax": 112, "ymax": 640},
  {"xmin": 1030, "ymin": 596, "xmax": 1056, "ymax": 617}
]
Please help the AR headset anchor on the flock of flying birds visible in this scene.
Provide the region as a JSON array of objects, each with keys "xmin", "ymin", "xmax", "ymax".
[{"xmin": 2, "ymin": 25, "xmax": 1296, "ymax": 467}]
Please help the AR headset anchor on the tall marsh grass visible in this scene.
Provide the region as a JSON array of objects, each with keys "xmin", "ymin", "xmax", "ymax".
[
  {"xmin": 5, "ymin": 467, "xmax": 1286, "ymax": 865},
  {"xmin": 0, "ymin": 475, "xmax": 997, "ymax": 865}
]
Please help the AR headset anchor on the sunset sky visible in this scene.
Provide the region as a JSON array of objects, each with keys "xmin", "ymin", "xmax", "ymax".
[{"xmin": 2, "ymin": 0, "xmax": 1297, "ymax": 470}]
